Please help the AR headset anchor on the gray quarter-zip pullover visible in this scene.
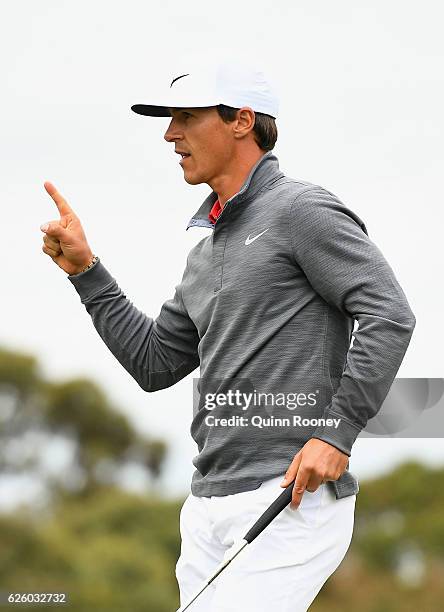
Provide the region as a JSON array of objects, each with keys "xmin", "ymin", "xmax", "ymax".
[{"xmin": 68, "ymin": 151, "xmax": 416, "ymax": 499}]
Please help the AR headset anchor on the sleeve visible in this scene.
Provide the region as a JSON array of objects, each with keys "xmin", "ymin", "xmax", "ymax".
[
  {"xmin": 288, "ymin": 187, "xmax": 416, "ymax": 456},
  {"xmin": 67, "ymin": 256, "xmax": 200, "ymax": 392}
]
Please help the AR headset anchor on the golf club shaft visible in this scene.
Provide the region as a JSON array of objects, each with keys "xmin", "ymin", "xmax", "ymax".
[{"xmin": 175, "ymin": 480, "xmax": 295, "ymax": 611}]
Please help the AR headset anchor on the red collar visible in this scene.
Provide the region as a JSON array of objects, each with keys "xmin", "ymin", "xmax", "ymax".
[{"xmin": 208, "ymin": 199, "xmax": 222, "ymax": 224}]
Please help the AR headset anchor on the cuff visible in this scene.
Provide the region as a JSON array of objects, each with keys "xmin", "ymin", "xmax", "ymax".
[
  {"xmin": 310, "ymin": 410, "xmax": 362, "ymax": 457},
  {"xmin": 68, "ymin": 258, "xmax": 116, "ymax": 302}
]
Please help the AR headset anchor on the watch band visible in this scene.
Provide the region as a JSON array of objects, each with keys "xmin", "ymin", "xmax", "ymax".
[{"xmin": 80, "ymin": 254, "xmax": 98, "ymax": 273}]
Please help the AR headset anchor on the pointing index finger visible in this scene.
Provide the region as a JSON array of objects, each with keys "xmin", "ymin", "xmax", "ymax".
[{"xmin": 44, "ymin": 181, "xmax": 74, "ymax": 217}]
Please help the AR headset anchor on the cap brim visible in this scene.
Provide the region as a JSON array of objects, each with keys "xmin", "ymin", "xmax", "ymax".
[{"xmin": 131, "ymin": 104, "xmax": 171, "ymax": 117}]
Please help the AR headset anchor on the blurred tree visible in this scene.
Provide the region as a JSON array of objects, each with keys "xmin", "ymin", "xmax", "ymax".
[
  {"xmin": 0, "ymin": 487, "xmax": 182, "ymax": 611},
  {"xmin": 0, "ymin": 345, "xmax": 167, "ymax": 504}
]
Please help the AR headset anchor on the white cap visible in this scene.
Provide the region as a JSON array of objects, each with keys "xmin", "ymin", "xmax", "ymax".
[{"xmin": 131, "ymin": 56, "xmax": 279, "ymax": 119}]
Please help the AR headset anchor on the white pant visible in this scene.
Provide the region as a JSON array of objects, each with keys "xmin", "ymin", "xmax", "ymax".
[{"xmin": 175, "ymin": 475, "xmax": 356, "ymax": 611}]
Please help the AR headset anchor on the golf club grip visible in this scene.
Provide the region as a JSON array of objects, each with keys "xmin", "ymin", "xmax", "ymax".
[{"xmin": 244, "ymin": 481, "xmax": 294, "ymax": 543}]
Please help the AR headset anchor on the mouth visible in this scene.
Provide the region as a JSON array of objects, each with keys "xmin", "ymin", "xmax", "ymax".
[{"xmin": 178, "ymin": 152, "xmax": 191, "ymax": 165}]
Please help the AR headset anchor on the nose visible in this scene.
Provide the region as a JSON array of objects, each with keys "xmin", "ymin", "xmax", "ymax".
[{"xmin": 164, "ymin": 118, "xmax": 182, "ymax": 143}]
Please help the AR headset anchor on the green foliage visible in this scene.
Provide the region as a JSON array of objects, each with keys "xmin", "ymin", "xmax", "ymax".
[
  {"xmin": 0, "ymin": 345, "xmax": 167, "ymax": 498},
  {"xmin": 0, "ymin": 347, "xmax": 41, "ymax": 392},
  {"xmin": 0, "ymin": 488, "xmax": 183, "ymax": 612},
  {"xmin": 0, "ymin": 344, "xmax": 176, "ymax": 609}
]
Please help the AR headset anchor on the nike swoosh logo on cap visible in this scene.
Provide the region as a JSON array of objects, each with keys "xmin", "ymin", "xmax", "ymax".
[
  {"xmin": 244, "ymin": 228, "xmax": 269, "ymax": 245},
  {"xmin": 170, "ymin": 74, "xmax": 190, "ymax": 88}
]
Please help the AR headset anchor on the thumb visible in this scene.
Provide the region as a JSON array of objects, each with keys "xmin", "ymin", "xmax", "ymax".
[{"xmin": 40, "ymin": 221, "xmax": 69, "ymax": 242}]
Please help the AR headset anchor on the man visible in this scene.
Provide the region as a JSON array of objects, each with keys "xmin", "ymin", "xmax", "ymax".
[{"xmin": 40, "ymin": 57, "xmax": 416, "ymax": 610}]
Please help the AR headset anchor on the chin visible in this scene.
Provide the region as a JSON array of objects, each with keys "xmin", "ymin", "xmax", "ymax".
[{"xmin": 183, "ymin": 173, "xmax": 206, "ymax": 186}]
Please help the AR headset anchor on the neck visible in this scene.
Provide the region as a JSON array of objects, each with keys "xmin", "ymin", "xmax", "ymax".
[{"xmin": 211, "ymin": 149, "xmax": 266, "ymax": 208}]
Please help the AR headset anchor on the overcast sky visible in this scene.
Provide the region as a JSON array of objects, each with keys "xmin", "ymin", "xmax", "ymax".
[{"xmin": 2, "ymin": 1, "xmax": 443, "ymax": 498}]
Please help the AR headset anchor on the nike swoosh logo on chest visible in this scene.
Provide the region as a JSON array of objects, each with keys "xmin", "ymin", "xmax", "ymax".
[{"xmin": 244, "ymin": 228, "xmax": 269, "ymax": 245}]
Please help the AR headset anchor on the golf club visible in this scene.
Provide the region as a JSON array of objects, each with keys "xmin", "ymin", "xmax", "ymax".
[{"xmin": 175, "ymin": 479, "xmax": 296, "ymax": 612}]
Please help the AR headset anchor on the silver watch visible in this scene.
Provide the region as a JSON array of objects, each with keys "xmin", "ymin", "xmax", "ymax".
[{"xmin": 80, "ymin": 254, "xmax": 99, "ymax": 273}]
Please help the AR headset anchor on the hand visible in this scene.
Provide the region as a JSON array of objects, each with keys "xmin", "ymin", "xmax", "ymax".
[
  {"xmin": 280, "ymin": 438, "xmax": 349, "ymax": 509},
  {"xmin": 41, "ymin": 181, "xmax": 94, "ymax": 275}
]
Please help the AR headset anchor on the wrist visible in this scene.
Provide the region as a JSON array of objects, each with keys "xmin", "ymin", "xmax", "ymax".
[{"xmin": 72, "ymin": 254, "xmax": 98, "ymax": 275}]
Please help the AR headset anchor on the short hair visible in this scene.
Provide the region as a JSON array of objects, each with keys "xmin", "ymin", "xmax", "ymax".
[{"xmin": 216, "ymin": 104, "xmax": 278, "ymax": 152}]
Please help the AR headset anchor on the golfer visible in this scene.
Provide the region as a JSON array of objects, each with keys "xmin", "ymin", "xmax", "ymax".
[{"xmin": 40, "ymin": 57, "xmax": 416, "ymax": 611}]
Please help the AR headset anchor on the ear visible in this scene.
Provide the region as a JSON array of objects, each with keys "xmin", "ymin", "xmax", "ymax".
[{"xmin": 233, "ymin": 107, "xmax": 256, "ymax": 139}]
